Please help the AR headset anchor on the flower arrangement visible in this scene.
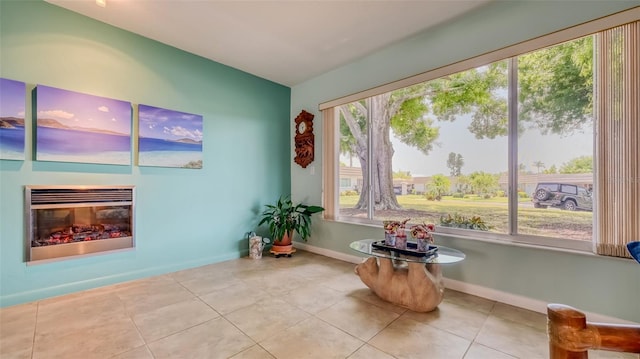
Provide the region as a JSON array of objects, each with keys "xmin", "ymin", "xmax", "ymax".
[
  {"xmin": 410, "ymin": 223, "xmax": 436, "ymax": 241},
  {"xmin": 410, "ymin": 223, "xmax": 436, "ymax": 251},
  {"xmin": 383, "ymin": 219, "xmax": 408, "ymax": 233},
  {"xmin": 383, "ymin": 219, "xmax": 409, "ymax": 248}
]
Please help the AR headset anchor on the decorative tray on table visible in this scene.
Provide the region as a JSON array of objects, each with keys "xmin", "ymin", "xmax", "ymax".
[{"xmin": 371, "ymin": 240, "xmax": 438, "ymax": 258}]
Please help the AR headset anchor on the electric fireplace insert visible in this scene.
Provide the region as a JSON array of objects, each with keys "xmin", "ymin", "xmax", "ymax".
[{"xmin": 25, "ymin": 185, "xmax": 135, "ymax": 263}]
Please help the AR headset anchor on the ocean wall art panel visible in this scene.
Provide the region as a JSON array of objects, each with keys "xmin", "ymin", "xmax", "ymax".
[
  {"xmin": 36, "ymin": 85, "xmax": 132, "ymax": 165},
  {"xmin": 0, "ymin": 78, "xmax": 26, "ymax": 160},
  {"xmin": 138, "ymin": 104, "xmax": 203, "ymax": 169}
]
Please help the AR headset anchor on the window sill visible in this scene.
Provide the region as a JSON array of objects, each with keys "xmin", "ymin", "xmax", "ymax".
[{"xmin": 325, "ymin": 217, "xmax": 634, "ymax": 264}]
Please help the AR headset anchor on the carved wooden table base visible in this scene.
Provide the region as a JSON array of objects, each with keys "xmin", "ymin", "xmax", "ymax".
[{"xmin": 355, "ymin": 257, "xmax": 444, "ymax": 312}]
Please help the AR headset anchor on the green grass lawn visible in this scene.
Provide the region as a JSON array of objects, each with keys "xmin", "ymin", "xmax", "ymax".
[{"xmin": 339, "ymin": 194, "xmax": 592, "ymax": 240}]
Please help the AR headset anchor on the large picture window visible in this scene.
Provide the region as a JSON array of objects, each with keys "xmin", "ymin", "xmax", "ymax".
[{"xmin": 324, "ymin": 14, "xmax": 639, "ymax": 256}]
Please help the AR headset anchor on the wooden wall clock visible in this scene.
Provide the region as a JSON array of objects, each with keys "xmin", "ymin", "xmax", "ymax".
[{"xmin": 294, "ymin": 110, "xmax": 314, "ymax": 168}]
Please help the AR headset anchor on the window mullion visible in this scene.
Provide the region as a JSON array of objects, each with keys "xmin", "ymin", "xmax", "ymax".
[
  {"xmin": 366, "ymin": 97, "xmax": 374, "ymax": 220},
  {"xmin": 508, "ymin": 57, "xmax": 519, "ymax": 235}
]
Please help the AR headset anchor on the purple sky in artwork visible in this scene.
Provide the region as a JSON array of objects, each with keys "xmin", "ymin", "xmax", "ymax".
[
  {"xmin": 37, "ymin": 85, "xmax": 131, "ymax": 135},
  {"xmin": 0, "ymin": 78, "xmax": 26, "ymax": 118},
  {"xmin": 138, "ymin": 104, "xmax": 202, "ymax": 142}
]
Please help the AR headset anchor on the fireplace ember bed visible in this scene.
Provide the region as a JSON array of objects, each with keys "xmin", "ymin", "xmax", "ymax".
[{"xmin": 25, "ymin": 185, "xmax": 135, "ymax": 263}]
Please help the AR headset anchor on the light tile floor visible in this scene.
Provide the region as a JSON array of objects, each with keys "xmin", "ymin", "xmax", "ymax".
[{"xmin": 1, "ymin": 250, "xmax": 638, "ymax": 359}]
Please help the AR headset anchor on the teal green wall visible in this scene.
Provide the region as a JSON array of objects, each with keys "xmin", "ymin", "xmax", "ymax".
[
  {"xmin": 292, "ymin": 2, "xmax": 640, "ymax": 322},
  {"xmin": 0, "ymin": 1, "xmax": 290, "ymax": 306}
]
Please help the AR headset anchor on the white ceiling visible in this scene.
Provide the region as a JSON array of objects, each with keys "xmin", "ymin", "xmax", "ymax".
[{"xmin": 45, "ymin": 0, "xmax": 493, "ymax": 87}]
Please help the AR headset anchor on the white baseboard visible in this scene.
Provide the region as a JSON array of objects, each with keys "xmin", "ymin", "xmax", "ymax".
[{"xmin": 295, "ymin": 242, "xmax": 637, "ymax": 325}]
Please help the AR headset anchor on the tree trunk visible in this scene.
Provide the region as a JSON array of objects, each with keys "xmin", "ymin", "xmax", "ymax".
[
  {"xmin": 371, "ymin": 94, "xmax": 400, "ymax": 210},
  {"xmin": 352, "ymin": 94, "xmax": 401, "ymax": 210},
  {"xmin": 339, "ymin": 94, "xmax": 401, "ymax": 211}
]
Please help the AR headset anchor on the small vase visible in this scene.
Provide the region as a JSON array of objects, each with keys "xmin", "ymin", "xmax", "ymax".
[
  {"xmin": 416, "ymin": 233, "xmax": 434, "ymax": 252},
  {"xmin": 384, "ymin": 232, "xmax": 396, "ymax": 246},
  {"xmin": 416, "ymin": 236, "xmax": 428, "ymax": 252},
  {"xmin": 395, "ymin": 235, "xmax": 407, "ymax": 250}
]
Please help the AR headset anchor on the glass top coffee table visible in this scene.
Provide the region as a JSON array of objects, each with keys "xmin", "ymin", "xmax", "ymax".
[
  {"xmin": 350, "ymin": 239, "xmax": 465, "ymax": 312},
  {"xmin": 350, "ymin": 239, "xmax": 465, "ymax": 264}
]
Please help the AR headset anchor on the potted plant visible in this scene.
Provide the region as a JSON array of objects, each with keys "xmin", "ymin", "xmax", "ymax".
[
  {"xmin": 410, "ymin": 222, "xmax": 436, "ymax": 251},
  {"xmin": 439, "ymin": 213, "xmax": 490, "ymax": 231},
  {"xmin": 258, "ymin": 195, "xmax": 324, "ymax": 253}
]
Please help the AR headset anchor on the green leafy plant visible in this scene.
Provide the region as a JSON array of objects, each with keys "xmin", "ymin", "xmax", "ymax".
[
  {"xmin": 439, "ymin": 213, "xmax": 490, "ymax": 231},
  {"xmin": 258, "ymin": 195, "xmax": 324, "ymax": 241}
]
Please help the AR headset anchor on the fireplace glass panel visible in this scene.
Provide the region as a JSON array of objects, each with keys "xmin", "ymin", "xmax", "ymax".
[{"xmin": 32, "ymin": 205, "xmax": 132, "ymax": 247}]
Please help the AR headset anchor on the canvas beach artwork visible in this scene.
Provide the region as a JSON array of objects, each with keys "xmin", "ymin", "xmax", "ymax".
[
  {"xmin": 0, "ymin": 78, "xmax": 26, "ymax": 160},
  {"xmin": 36, "ymin": 85, "xmax": 132, "ymax": 165},
  {"xmin": 138, "ymin": 104, "xmax": 203, "ymax": 169}
]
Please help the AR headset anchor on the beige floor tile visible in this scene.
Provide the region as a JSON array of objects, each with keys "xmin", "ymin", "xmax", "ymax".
[
  {"xmin": 36, "ymin": 289, "xmax": 123, "ymax": 315},
  {"xmin": 170, "ymin": 265, "xmax": 222, "ymax": 282},
  {"xmin": 347, "ymin": 344, "xmax": 395, "ymax": 359},
  {"xmin": 588, "ymin": 350, "xmax": 640, "ymax": 359},
  {"xmin": 443, "ymin": 289, "xmax": 495, "ymax": 314},
  {"xmin": 316, "ymin": 297, "xmax": 400, "ymax": 341},
  {"xmin": 402, "ymin": 300, "xmax": 489, "ymax": 340},
  {"xmin": 148, "ymin": 317, "xmax": 254, "ymax": 359},
  {"xmin": 368, "ymin": 316, "xmax": 471, "ymax": 359},
  {"xmin": 0, "ymin": 302, "xmax": 38, "ymax": 326},
  {"xmin": 133, "ymin": 297, "xmax": 219, "ymax": 341},
  {"xmin": 259, "ymin": 317, "xmax": 363, "ymax": 359},
  {"xmin": 111, "ymin": 275, "xmax": 177, "ymax": 292},
  {"xmin": 32, "ymin": 316, "xmax": 144, "ymax": 359},
  {"xmin": 0, "ymin": 347, "xmax": 32, "ymax": 359},
  {"xmin": 463, "ymin": 343, "xmax": 516, "ymax": 359},
  {"xmin": 349, "ymin": 288, "xmax": 408, "ymax": 314},
  {"xmin": 116, "ymin": 281, "xmax": 194, "ymax": 315},
  {"xmin": 177, "ymin": 272, "xmax": 237, "ymax": 296},
  {"xmin": 214, "ymin": 257, "xmax": 277, "ymax": 273},
  {"xmin": 474, "ymin": 315, "xmax": 548, "ymax": 359},
  {"xmin": 490, "ymin": 302, "xmax": 547, "ymax": 331},
  {"xmin": 229, "ymin": 344, "xmax": 276, "ymax": 359},
  {"xmin": 36, "ymin": 292, "xmax": 128, "ymax": 336},
  {"xmin": 254, "ymin": 253, "xmax": 311, "ymax": 270},
  {"xmin": 1, "ymin": 332, "xmax": 34, "ymax": 357},
  {"xmin": 111, "ymin": 345, "xmax": 154, "ymax": 359},
  {"xmin": 199, "ymin": 282, "xmax": 273, "ymax": 315},
  {"xmin": 0, "ymin": 302, "xmax": 37, "ymax": 358},
  {"xmin": 225, "ymin": 298, "xmax": 310, "ymax": 342},
  {"xmin": 233, "ymin": 268, "xmax": 274, "ymax": 282},
  {"xmin": 292, "ymin": 262, "xmax": 352, "ymax": 281},
  {"xmin": 2, "ymin": 250, "xmax": 588, "ymax": 359},
  {"xmin": 170, "ymin": 261, "xmax": 251, "ymax": 282},
  {"xmin": 323, "ymin": 257, "xmax": 361, "ymax": 271},
  {"xmin": 240, "ymin": 269, "xmax": 312, "ymax": 297},
  {"xmin": 319, "ymin": 272, "xmax": 368, "ymax": 293},
  {"xmin": 36, "ymin": 283, "xmax": 118, "ymax": 308},
  {"xmin": 283, "ymin": 282, "xmax": 346, "ymax": 314}
]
